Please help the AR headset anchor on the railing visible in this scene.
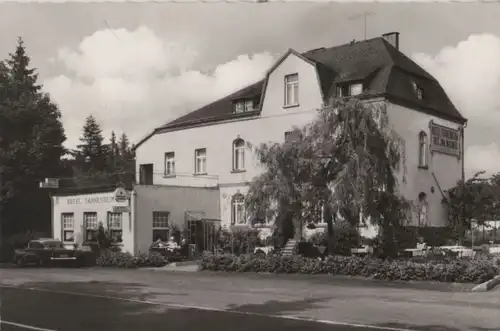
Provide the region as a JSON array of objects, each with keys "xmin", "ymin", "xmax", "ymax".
[{"xmin": 137, "ymin": 171, "xmax": 219, "ymax": 188}]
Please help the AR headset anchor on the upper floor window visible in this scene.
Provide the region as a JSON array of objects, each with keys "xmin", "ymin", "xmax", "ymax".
[
  {"xmin": 234, "ymin": 100, "xmax": 254, "ymax": 113},
  {"xmin": 349, "ymin": 83, "xmax": 363, "ymax": 96},
  {"xmin": 194, "ymin": 148, "xmax": 207, "ymax": 174},
  {"xmin": 231, "ymin": 193, "xmax": 246, "ymax": 225},
  {"xmin": 418, "ymin": 131, "xmax": 428, "ymax": 168},
  {"xmin": 412, "ymin": 81, "xmax": 423, "ymax": 100},
  {"xmin": 337, "ymin": 83, "xmax": 363, "ymax": 97},
  {"xmin": 164, "ymin": 152, "xmax": 175, "ymax": 176},
  {"xmin": 284, "ymin": 73, "xmax": 299, "ymax": 107},
  {"xmin": 233, "ymin": 138, "xmax": 245, "ymax": 171}
]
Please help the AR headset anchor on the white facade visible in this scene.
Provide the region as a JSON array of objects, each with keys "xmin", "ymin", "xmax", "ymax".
[
  {"xmin": 52, "ymin": 191, "xmax": 134, "ymax": 253},
  {"xmin": 135, "ymin": 50, "xmax": 465, "ymax": 233}
]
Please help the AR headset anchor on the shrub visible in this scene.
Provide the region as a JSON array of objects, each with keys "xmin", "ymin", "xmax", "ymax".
[
  {"xmin": 96, "ymin": 250, "xmax": 167, "ymax": 268},
  {"xmin": 198, "ymin": 253, "xmax": 500, "ymax": 284},
  {"xmin": 217, "ymin": 227, "xmax": 261, "ymax": 255},
  {"xmin": 134, "ymin": 251, "xmax": 168, "ymax": 267}
]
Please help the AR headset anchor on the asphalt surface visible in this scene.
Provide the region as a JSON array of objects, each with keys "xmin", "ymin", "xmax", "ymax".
[
  {"xmin": 0, "ymin": 267, "xmax": 499, "ymax": 331},
  {"xmin": 1, "ymin": 286, "xmax": 379, "ymax": 331}
]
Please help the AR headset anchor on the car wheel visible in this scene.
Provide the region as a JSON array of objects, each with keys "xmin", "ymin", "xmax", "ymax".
[{"xmin": 16, "ymin": 256, "xmax": 26, "ymax": 267}]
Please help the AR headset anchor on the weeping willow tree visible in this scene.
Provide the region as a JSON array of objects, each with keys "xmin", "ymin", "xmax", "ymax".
[{"xmin": 246, "ymin": 98, "xmax": 411, "ymax": 257}]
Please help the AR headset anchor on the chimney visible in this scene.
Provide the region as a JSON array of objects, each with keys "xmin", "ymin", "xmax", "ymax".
[{"xmin": 382, "ymin": 32, "xmax": 400, "ymax": 50}]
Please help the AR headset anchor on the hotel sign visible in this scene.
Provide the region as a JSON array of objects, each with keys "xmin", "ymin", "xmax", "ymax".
[
  {"xmin": 429, "ymin": 121, "xmax": 461, "ymax": 157},
  {"xmin": 66, "ymin": 196, "xmax": 114, "ymax": 205}
]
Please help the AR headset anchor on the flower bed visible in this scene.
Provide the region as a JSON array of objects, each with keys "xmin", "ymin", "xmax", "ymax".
[
  {"xmin": 199, "ymin": 253, "xmax": 500, "ymax": 284},
  {"xmin": 96, "ymin": 250, "xmax": 168, "ymax": 268}
]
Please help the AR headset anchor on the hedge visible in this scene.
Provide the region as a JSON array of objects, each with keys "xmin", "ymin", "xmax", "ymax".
[
  {"xmin": 96, "ymin": 250, "xmax": 168, "ymax": 268},
  {"xmin": 199, "ymin": 253, "xmax": 500, "ymax": 284}
]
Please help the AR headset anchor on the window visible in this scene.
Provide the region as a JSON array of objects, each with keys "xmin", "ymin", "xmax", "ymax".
[
  {"xmin": 337, "ymin": 83, "xmax": 363, "ymax": 97},
  {"xmin": 165, "ymin": 152, "xmax": 175, "ymax": 176},
  {"xmin": 412, "ymin": 81, "xmax": 423, "ymax": 100},
  {"xmin": 29, "ymin": 242, "xmax": 44, "ymax": 249},
  {"xmin": 284, "ymin": 73, "xmax": 299, "ymax": 106},
  {"xmin": 61, "ymin": 213, "xmax": 74, "ymax": 242},
  {"xmin": 417, "ymin": 192, "xmax": 428, "ymax": 226},
  {"xmin": 244, "ymin": 100, "xmax": 254, "ymax": 111},
  {"xmin": 83, "ymin": 212, "xmax": 98, "ymax": 241},
  {"xmin": 231, "ymin": 194, "xmax": 246, "ymax": 225},
  {"xmin": 195, "ymin": 148, "xmax": 207, "ymax": 174},
  {"xmin": 233, "ymin": 138, "xmax": 245, "ymax": 171},
  {"xmin": 234, "ymin": 100, "xmax": 254, "ymax": 113},
  {"xmin": 152, "ymin": 211, "xmax": 170, "ymax": 241},
  {"xmin": 107, "ymin": 212, "xmax": 123, "ymax": 243},
  {"xmin": 418, "ymin": 131, "xmax": 428, "ymax": 168},
  {"xmin": 285, "ymin": 130, "xmax": 302, "ymax": 143},
  {"xmin": 139, "ymin": 163, "xmax": 153, "ymax": 185},
  {"xmin": 349, "ymin": 83, "xmax": 363, "ymax": 96}
]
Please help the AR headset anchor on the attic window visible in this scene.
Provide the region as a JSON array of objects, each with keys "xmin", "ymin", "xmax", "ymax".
[
  {"xmin": 350, "ymin": 83, "xmax": 363, "ymax": 96},
  {"xmin": 234, "ymin": 100, "xmax": 254, "ymax": 113},
  {"xmin": 412, "ymin": 81, "xmax": 423, "ymax": 100},
  {"xmin": 337, "ymin": 83, "xmax": 363, "ymax": 97}
]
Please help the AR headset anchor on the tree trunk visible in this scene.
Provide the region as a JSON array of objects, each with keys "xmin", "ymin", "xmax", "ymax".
[{"xmin": 324, "ymin": 203, "xmax": 335, "ymax": 255}]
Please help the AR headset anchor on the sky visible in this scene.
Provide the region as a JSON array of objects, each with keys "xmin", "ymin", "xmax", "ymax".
[{"xmin": 0, "ymin": 2, "xmax": 498, "ymax": 177}]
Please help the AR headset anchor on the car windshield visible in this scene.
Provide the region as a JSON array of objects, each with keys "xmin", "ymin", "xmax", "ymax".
[{"xmin": 43, "ymin": 241, "xmax": 63, "ymax": 249}]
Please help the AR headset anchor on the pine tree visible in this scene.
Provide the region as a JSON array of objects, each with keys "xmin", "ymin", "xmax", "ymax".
[
  {"xmin": 0, "ymin": 38, "xmax": 66, "ymax": 234},
  {"xmin": 118, "ymin": 133, "xmax": 130, "ymax": 158},
  {"xmin": 108, "ymin": 131, "xmax": 118, "ymax": 171},
  {"xmin": 77, "ymin": 115, "xmax": 108, "ymax": 173}
]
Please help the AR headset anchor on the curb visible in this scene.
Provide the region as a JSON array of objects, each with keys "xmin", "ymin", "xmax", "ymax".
[
  {"xmin": 145, "ymin": 263, "xmax": 200, "ymax": 272},
  {"xmin": 471, "ymin": 275, "xmax": 500, "ymax": 292}
]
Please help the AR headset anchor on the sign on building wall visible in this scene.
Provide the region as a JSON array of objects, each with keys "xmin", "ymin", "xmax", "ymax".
[
  {"xmin": 429, "ymin": 121, "xmax": 461, "ymax": 157},
  {"xmin": 113, "ymin": 206, "xmax": 130, "ymax": 213},
  {"xmin": 114, "ymin": 187, "xmax": 131, "ymax": 202},
  {"xmin": 66, "ymin": 196, "xmax": 115, "ymax": 205}
]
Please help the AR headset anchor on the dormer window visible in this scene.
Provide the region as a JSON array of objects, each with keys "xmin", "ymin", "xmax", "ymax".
[
  {"xmin": 337, "ymin": 83, "xmax": 363, "ymax": 97},
  {"xmin": 234, "ymin": 100, "xmax": 254, "ymax": 113},
  {"xmin": 412, "ymin": 81, "xmax": 423, "ymax": 100},
  {"xmin": 349, "ymin": 83, "xmax": 363, "ymax": 96}
]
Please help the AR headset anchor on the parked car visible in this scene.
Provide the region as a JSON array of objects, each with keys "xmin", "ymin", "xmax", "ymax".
[{"xmin": 13, "ymin": 238, "xmax": 83, "ymax": 267}]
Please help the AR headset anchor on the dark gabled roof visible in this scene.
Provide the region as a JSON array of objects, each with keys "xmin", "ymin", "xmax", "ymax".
[
  {"xmin": 160, "ymin": 80, "xmax": 264, "ymax": 130},
  {"xmin": 134, "ymin": 35, "xmax": 466, "ymax": 150}
]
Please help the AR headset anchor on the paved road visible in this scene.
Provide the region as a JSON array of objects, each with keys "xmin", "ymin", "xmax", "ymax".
[{"xmin": 0, "ymin": 267, "xmax": 499, "ymax": 331}]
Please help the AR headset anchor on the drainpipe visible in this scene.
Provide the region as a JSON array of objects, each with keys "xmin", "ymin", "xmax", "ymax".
[
  {"xmin": 132, "ymin": 190, "xmax": 137, "ymax": 254},
  {"xmin": 461, "ymin": 120, "xmax": 468, "ymax": 182},
  {"xmin": 460, "ymin": 120, "xmax": 468, "ymax": 244}
]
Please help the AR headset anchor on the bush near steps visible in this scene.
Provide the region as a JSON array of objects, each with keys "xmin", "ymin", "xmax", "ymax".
[
  {"xmin": 199, "ymin": 253, "xmax": 500, "ymax": 284},
  {"xmin": 96, "ymin": 250, "xmax": 168, "ymax": 268}
]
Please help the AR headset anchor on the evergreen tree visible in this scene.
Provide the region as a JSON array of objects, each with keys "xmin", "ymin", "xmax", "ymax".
[
  {"xmin": 108, "ymin": 131, "xmax": 118, "ymax": 171},
  {"xmin": 77, "ymin": 115, "xmax": 108, "ymax": 173},
  {"xmin": 0, "ymin": 38, "xmax": 66, "ymax": 234},
  {"xmin": 118, "ymin": 133, "xmax": 130, "ymax": 158}
]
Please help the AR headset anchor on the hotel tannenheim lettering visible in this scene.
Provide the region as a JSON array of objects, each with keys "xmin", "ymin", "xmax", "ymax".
[
  {"xmin": 429, "ymin": 121, "xmax": 460, "ymax": 157},
  {"xmin": 66, "ymin": 196, "xmax": 115, "ymax": 205}
]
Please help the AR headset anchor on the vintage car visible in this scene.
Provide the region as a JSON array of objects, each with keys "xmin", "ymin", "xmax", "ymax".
[{"xmin": 13, "ymin": 238, "xmax": 81, "ymax": 267}]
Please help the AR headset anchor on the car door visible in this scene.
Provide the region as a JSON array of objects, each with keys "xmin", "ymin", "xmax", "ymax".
[{"xmin": 25, "ymin": 242, "xmax": 45, "ymax": 263}]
